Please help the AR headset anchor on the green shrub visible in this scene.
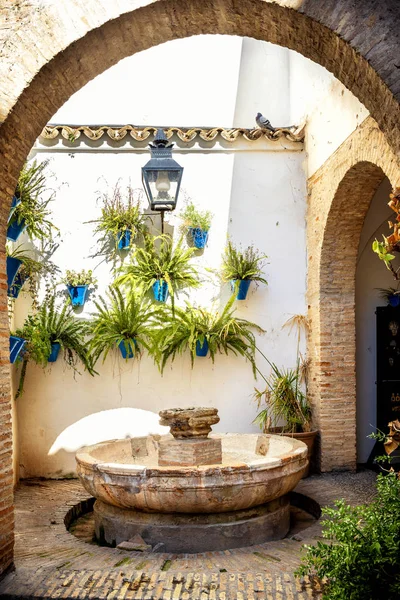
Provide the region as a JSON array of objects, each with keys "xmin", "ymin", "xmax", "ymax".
[{"xmin": 295, "ymin": 472, "xmax": 400, "ymax": 600}]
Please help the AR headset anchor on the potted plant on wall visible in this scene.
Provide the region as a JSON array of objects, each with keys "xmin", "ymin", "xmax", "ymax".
[
  {"xmin": 62, "ymin": 269, "xmax": 97, "ymax": 307},
  {"xmin": 179, "ymin": 200, "xmax": 213, "ymax": 249},
  {"xmin": 254, "ymin": 314, "xmax": 317, "ymax": 477},
  {"xmin": 88, "ymin": 182, "xmax": 148, "ymax": 260},
  {"xmin": 7, "ymin": 159, "xmax": 57, "ymax": 242},
  {"xmin": 153, "ymin": 296, "xmax": 264, "ymax": 373},
  {"xmin": 377, "ymin": 287, "xmax": 400, "ymax": 308},
  {"xmin": 6, "ymin": 245, "xmax": 43, "ymax": 299},
  {"xmin": 7, "ymin": 243, "xmax": 59, "ymax": 306},
  {"xmin": 88, "ymin": 285, "xmax": 157, "ymax": 362},
  {"xmin": 221, "ymin": 240, "xmax": 268, "ymax": 300},
  {"xmin": 9, "ymin": 333, "xmax": 26, "ymax": 364},
  {"xmin": 116, "ymin": 234, "xmax": 199, "ymax": 305},
  {"xmin": 14, "ymin": 295, "xmax": 95, "ymax": 398}
]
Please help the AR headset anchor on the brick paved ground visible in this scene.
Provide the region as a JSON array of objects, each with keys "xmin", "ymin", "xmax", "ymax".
[{"xmin": 0, "ymin": 470, "xmax": 377, "ymax": 599}]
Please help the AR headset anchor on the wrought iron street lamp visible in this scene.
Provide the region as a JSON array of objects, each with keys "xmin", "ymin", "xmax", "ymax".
[{"xmin": 142, "ymin": 128, "xmax": 183, "ymax": 232}]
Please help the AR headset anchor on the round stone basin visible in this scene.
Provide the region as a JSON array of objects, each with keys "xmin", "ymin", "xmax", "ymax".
[{"xmin": 76, "ymin": 433, "xmax": 308, "ymax": 514}]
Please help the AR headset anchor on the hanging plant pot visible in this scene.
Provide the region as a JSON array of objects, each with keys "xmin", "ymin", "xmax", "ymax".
[
  {"xmin": 196, "ymin": 339, "xmax": 209, "ymax": 357},
  {"xmin": 7, "ymin": 196, "xmax": 21, "ymax": 224},
  {"xmin": 67, "ymin": 285, "xmax": 89, "ymax": 307},
  {"xmin": 48, "ymin": 342, "xmax": 61, "ymax": 363},
  {"xmin": 189, "ymin": 227, "xmax": 209, "ymax": 249},
  {"xmin": 230, "ymin": 279, "xmax": 252, "ymax": 300},
  {"xmin": 6, "ymin": 218, "xmax": 27, "ymax": 242},
  {"xmin": 152, "ymin": 279, "xmax": 169, "ymax": 302},
  {"xmin": 389, "ymin": 294, "xmax": 400, "ymax": 307},
  {"xmin": 118, "ymin": 339, "xmax": 136, "ymax": 359},
  {"xmin": 7, "ymin": 256, "xmax": 22, "ymax": 289},
  {"xmin": 116, "ymin": 229, "xmax": 132, "ymax": 250},
  {"xmin": 9, "ymin": 335, "xmax": 26, "ymax": 364},
  {"xmin": 8, "ymin": 271, "xmax": 28, "ymax": 299}
]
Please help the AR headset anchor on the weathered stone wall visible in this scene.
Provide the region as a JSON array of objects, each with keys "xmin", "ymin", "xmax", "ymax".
[
  {"xmin": 307, "ymin": 116, "xmax": 400, "ymax": 472},
  {"xmin": 0, "ymin": 0, "xmax": 400, "ymax": 574}
]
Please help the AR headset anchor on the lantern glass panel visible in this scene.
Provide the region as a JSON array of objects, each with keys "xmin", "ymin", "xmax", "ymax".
[{"xmin": 143, "ymin": 168, "xmax": 181, "ymax": 211}]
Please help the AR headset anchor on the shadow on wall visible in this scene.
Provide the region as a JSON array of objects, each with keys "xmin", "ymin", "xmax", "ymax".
[{"xmin": 48, "ymin": 407, "xmax": 169, "ymax": 455}]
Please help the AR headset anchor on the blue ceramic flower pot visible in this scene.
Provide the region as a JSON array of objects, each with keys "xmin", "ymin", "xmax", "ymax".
[
  {"xmin": 118, "ymin": 339, "xmax": 135, "ymax": 359},
  {"xmin": 6, "ymin": 218, "xmax": 26, "ymax": 242},
  {"xmin": 48, "ymin": 342, "xmax": 61, "ymax": 363},
  {"xmin": 67, "ymin": 285, "xmax": 89, "ymax": 307},
  {"xmin": 196, "ymin": 339, "xmax": 209, "ymax": 357},
  {"xmin": 231, "ymin": 279, "xmax": 251, "ymax": 300},
  {"xmin": 7, "ymin": 196, "xmax": 21, "ymax": 224},
  {"xmin": 7, "ymin": 256, "xmax": 22, "ymax": 289},
  {"xmin": 9, "ymin": 335, "xmax": 26, "ymax": 364},
  {"xmin": 152, "ymin": 279, "xmax": 169, "ymax": 302},
  {"xmin": 189, "ymin": 228, "xmax": 209, "ymax": 249},
  {"xmin": 8, "ymin": 271, "xmax": 28, "ymax": 298},
  {"xmin": 389, "ymin": 294, "xmax": 400, "ymax": 307},
  {"xmin": 117, "ymin": 229, "xmax": 131, "ymax": 250}
]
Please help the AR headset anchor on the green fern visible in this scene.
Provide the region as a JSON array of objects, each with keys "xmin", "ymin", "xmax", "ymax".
[
  {"xmin": 88, "ymin": 285, "xmax": 158, "ymax": 364},
  {"xmin": 116, "ymin": 234, "xmax": 200, "ymax": 307},
  {"xmin": 15, "ymin": 295, "xmax": 95, "ymax": 398},
  {"xmin": 153, "ymin": 295, "xmax": 264, "ymax": 373}
]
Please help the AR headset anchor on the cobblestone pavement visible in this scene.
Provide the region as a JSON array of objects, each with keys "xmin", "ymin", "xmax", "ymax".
[{"xmin": 0, "ymin": 470, "xmax": 377, "ymax": 599}]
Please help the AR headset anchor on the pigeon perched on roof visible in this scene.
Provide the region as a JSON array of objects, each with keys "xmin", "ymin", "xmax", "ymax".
[{"xmin": 255, "ymin": 113, "xmax": 276, "ymax": 132}]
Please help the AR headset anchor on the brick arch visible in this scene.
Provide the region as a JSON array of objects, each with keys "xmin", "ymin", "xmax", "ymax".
[
  {"xmin": 1, "ymin": 0, "xmax": 400, "ymax": 572},
  {"xmin": 307, "ymin": 117, "xmax": 400, "ymax": 472}
]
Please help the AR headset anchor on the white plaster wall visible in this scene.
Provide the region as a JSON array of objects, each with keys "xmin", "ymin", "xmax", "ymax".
[
  {"xmin": 15, "ymin": 139, "xmax": 306, "ymax": 477},
  {"xmin": 12, "ymin": 34, "xmax": 367, "ymax": 477},
  {"xmin": 356, "ymin": 177, "xmax": 393, "ymax": 463},
  {"xmin": 289, "ymin": 51, "xmax": 369, "ymax": 177}
]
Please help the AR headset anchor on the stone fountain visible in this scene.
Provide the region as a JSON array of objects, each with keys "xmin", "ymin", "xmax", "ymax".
[{"xmin": 76, "ymin": 407, "xmax": 308, "ymax": 552}]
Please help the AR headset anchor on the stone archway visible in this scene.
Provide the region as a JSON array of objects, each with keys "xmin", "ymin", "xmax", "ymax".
[
  {"xmin": 307, "ymin": 117, "xmax": 400, "ymax": 473},
  {"xmin": 1, "ymin": 0, "xmax": 400, "ymax": 573}
]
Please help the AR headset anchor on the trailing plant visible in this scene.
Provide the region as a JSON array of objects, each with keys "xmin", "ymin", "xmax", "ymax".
[
  {"xmin": 153, "ymin": 296, "xmax": 264, "ymax": 373},
  {"xmin": 179, "ymin": 200, "xmax": 213, "ymax": 232},
  {"xmin": 88, "ymin": 182, "xmax": 148, "ymax": 261},
  {"xmin": 221, "ymin": 240, "xmax": 268, "ymax": 283},
  {"xmin": 6, "ymin": 243, "xmax": 59, "ymax": 308},
  {"xmin": 10, "ymin": 159, "xmax": 57, "ymax": 242},
  {"xmin": 88, "ymin": 285, "xmax": 158, "ymax": 364},
  {"xmin": 61, "ymin": 269, "xmax": 97, "ymax": 287},
  {"xmin": 295, "ymin": 471, "xmax": 400, "ymax": 600},
  {"xmin": 15, "ymin": 296, "xmax": 95, "ymax": 398},
  {"xmin": 254, "ymin": 314, "xmax": 312, "ymax": 433},
  {"xmin": 116, "ymin": 234, "xmax": 200, "ymax": 307}
]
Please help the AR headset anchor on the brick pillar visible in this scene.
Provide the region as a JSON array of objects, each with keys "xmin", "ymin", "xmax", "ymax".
[{"xmin": 307, "ymin": 118, "xmax": 400, "ymax": 471}]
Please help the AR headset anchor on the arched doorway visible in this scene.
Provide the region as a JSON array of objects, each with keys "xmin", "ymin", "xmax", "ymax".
[
  {"xmin": 308, "ymin": 118, "xmax": 400, "ymax": 472},
  {"xmin": 1, "ymin": 0, "xmax": 400, "ymax": 572}
]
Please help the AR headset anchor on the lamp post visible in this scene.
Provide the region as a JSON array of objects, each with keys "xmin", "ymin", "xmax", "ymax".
[{"xmin": 142, "ymin": 128, "xmax": 183, "ymax": 233}]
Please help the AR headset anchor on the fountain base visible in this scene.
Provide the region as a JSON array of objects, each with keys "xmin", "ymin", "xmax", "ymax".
[{"xmin": 94, "ymin": 495, "xmax": 290, "ymax": 553}]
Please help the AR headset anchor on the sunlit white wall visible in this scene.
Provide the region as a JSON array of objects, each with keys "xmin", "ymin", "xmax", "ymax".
[{"xmin": 12, "ymin": 34, "xmax": 368, "ymax": 477}]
